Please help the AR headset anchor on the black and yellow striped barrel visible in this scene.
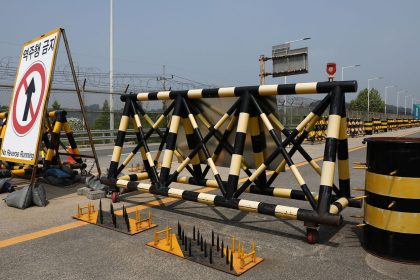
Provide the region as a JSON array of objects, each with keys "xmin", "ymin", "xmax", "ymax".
[
  {"xmin": 364, "ymin": 121, "xmax": 373, "ymax": 135},
  {"xmin": 363, "ymin": 137, "xmax": 420, "ymax": 262}
]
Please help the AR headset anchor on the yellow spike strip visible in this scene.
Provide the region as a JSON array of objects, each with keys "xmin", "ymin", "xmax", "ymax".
[{"xmin": 232, "ymin": 235, "xmax": 235, "ymax": 253}]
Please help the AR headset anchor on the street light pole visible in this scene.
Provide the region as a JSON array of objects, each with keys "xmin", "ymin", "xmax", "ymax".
[
  {"xmin": 396, "ymin": 90, "xmax": 406, "ymax": 117},
  {"xmin": 109, "ymin": 0, "xmax": 114, "ymax": 130},
  {"xmin": 405, "ymin": 94, "xmax": 412, "ymax": 116},
  {"xmin": 341, "ymin": 64, "xmax": 360, "ymax": 81},
  {"xmin": 384, "ymin": 85, "xmax": 396, "ymax": 115},
  {"xmin": 367, "ymin": 77, "xmax": 382, "ymax": 118}
]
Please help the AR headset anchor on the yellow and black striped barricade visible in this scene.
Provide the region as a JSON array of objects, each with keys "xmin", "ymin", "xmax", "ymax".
[
  {"xmin": 363, "ymin": 137, "xmax": 420, "ymax": 262},
  {"xmin": 102, "ymin": 80, "xmax": 360, "ymax": 243},
  {"xmin": 363, "ymin": 121, "xmax": 373, "ymax": 135},
  {"xmin": 381, "ymin": 120, "xmax": 387, "ymax": 132}
]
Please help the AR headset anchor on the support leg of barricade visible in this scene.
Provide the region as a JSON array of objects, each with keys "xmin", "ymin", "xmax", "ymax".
[
  {"xmin": 337, "ymin": 98, "xmax": 351, "ymax": 198},
  {"xmin": 317, "ymin": 86, "xmax": 344, "ymax": 218},
  {"xmin": 226, "ymin": 93, "xmax": 250, "ymax": 198},
  {"xmin": 159, "ymin": 96, "xmax": 183, "ymax": 185}
]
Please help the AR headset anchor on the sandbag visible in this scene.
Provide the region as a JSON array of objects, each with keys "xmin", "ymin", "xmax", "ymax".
[
  {"xmin": 32, "ymin": 184, "xmax": 48, "ymax": 207},
  {"xmin": 85, "ymin": 176, "xmax": 107, "ymax": 191},
  {"xmin": 0, "ymin": 178, "xmax": 14, "ymax": 193},
  {"xmin": 45, "ymin": 168, "xmax": 71, "ymax": 179},
  {"xmin": 4, "ymin": 186, "xmax": 33, "ymax": 209}
]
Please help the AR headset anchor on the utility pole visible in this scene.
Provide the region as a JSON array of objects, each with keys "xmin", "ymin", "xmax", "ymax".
[{"xmin": 109, "ymin": 0, "xmax": 114, "ymax": 130}]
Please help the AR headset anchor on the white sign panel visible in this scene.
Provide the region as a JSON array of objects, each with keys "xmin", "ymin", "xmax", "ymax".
[{"xmin": 0, "ymin": 29, "xmax": 61, "ymax": 164}]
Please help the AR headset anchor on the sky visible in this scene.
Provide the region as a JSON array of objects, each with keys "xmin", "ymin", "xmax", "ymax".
[{"xmin": 0, "ymin": 0, "xmax": 419, "ymax": 107}]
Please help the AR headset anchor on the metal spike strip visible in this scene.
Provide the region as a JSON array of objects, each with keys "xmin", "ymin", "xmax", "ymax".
[
  {"xmin": 184, "ymin": 235, "xmax": 188, "ymax": 251},
  {"xmin": 135, "ymin": 81, "xmax": 358, "ymax": 100},
  {"xmin": 181, "ymin": 230, "xmax": 184, "ymax": 245},
  {"xmin": 204, "ymin": 240, "xmax": 207, "ymax": 257},
  {"xmin": 230, "ymin": 251, "xmax": 234, "ymax": 271},
  {"xmin": 221, "ymin": 240, "xmax": 224, "ymax": 257},
  {"xmin": 99, "ymin": 199, "xmax": 103, "ymax": 224},
  {"xmin": 226, "ymin": 245, "xmax": 229, "ymax": 264}
]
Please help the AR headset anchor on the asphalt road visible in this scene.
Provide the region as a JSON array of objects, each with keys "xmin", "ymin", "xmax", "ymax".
[{"xmin": 1, "ymin": 128, "xmax": 419, "ymax": 279}]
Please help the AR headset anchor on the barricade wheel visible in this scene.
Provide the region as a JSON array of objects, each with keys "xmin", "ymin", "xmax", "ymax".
[
  {"xmin": 306, "ymin": 228, "xmax": 319, "ymax": 244},
  {"xmin": 111, "ymin": 192, "xmax": 119, "ymax": 203}
]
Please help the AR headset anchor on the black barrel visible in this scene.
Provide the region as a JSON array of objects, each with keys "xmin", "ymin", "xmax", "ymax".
[{"xmin": 363, "ymin": 137, "xmax": 420, "ymax": 262}]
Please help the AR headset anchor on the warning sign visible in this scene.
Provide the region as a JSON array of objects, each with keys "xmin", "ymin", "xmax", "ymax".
[{"xmin": 0, "ymin": 29, "xmax": 61, "ymax": 164}]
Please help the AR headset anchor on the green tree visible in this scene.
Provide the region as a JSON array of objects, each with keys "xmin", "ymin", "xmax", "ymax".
[
  {"xmin": 51, "ymin": 100, "xmax": 61, "ymax": 110},
  {"xmin": 93, "ymin": 100, "xmax": 110, "ymax": 129},
  {"xmin": 349, "ymin": 88, "xmax": 384, "ymax": 112}
]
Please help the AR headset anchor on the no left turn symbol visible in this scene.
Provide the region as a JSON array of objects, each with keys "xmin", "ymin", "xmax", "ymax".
[{"xmin": 12, "ymin": 62, "xmax": 46, "ymax": 136}]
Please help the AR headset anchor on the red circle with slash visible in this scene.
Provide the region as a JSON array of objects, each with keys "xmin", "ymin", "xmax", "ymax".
[{"xmin": 12, "ymin": 62, "xmax": 46, "ymax": 136}]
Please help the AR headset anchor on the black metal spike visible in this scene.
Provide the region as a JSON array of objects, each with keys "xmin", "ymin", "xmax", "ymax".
[
  {"xmin": 197, "ymin": 230, "xmax": 200, "ymax": 245},
  {"xmin": 124, "ymin": 206, "xmax": 130, "ymax": 232},
  {"xmin": 204, "ymin": 240, "xmax": 207, "ymax": 257},
  {"xmin": 200, "ymin": 236, "xmax": 203, "ymax": 251},
  {"xmin": 122, "ymin": 205, "xmax": 126, "ymax": 218},
  {"xmin": 226, "ymin": 245, "xmax": 229, "ymax": 264},
  {"xmin": 212, "ymin": 230, "xmax": 214, "ymax": 246},
  {"xmin": 181, "ymin": 230, "xmax": 184, "ymax": 245},
  {"xmin": 99, "ymin": 200, "xmax": 103, "ymax": 224},
  {"xmin": 210, "ymin": 246, "xmax": 213, "ymax": 264},
  {"xmin": 188, "ymin": 239, "xmax": 192, "ymax": 257},
  {"xmin": 217, "ymin": 235, "xmax": 219, "ymax": 251},
  {"xmin": 110, "ymin": 203, "xmax": 114, "ymax": 216},
  {"xmin": 177, "ymin": 221, "xmax": 181, "ymax": 237},
  {"xmin": 221, "ymin": 241, "xmax": 224, "ymax": 257},
  {"xmin": 193, "ymin": 226, "xmax": 196, "ymax": 240},
  {"xmin": 184, "ymin": 236, "xmax": 188, "ymax": 251},
  {"xmin": 230, "ymin": 251, "xmax": 234, "ymax": 271}
]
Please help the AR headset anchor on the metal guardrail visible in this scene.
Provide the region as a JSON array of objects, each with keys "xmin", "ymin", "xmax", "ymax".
[{"xmin": 63, "ymin": 128, "xmax": 165, "ymax": 144}]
